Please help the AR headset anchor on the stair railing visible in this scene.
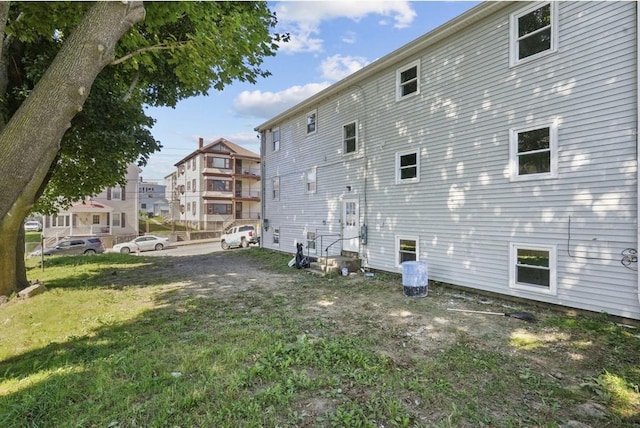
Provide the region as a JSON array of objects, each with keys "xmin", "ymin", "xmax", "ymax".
[{"xmin": 318, "ymin": 234, "xmax": 360, "ymax": 273}]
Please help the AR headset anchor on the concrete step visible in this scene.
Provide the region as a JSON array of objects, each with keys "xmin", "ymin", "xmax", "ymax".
[{"xmin": 307, "ymin": 255, "xmax": 361, "ymax": 276}]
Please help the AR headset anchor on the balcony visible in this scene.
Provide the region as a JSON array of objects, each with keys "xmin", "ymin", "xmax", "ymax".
[
  {"xmin": 233, "ymin": 190, "xmax": 260, "ymax": 201},
  {"xmin": 233, "ymin": 167, "xmax": 261, "ymax": 179}
]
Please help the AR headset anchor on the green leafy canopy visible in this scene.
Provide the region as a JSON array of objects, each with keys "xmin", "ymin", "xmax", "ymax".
[{"xmin": 4, "ymin": 1, "xmax": 286, "ymax": 214}]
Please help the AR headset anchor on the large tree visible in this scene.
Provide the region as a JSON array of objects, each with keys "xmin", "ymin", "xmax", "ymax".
[{"xmin": 0, "ymin": 1, "xmax": 285, "ymax": 296}]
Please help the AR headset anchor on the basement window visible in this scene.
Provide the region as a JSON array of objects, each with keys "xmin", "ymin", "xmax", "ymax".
[{"xmin": 509, "ymin": 243, "xmax": 557, "ymax": 295}]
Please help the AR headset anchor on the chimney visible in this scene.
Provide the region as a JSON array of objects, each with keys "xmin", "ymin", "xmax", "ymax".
[{"xmin": 198, "ymin": 137, "xmax": 204, "ymax": 149}]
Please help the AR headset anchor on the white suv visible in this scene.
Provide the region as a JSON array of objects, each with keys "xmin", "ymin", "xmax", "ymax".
[{"xmin": 220, "ymin": 225, "xmax": 259, "ymax": 250}]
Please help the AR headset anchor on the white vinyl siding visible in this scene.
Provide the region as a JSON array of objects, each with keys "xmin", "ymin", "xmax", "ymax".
[{"xmin": 259, "ymin": 2, "xmax": 639, "ymax": 319}]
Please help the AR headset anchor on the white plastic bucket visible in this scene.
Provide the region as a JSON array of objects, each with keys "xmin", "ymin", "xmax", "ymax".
[{"xmin": 402, "ymin": 261, "xmax": 428, "ymax": 297}]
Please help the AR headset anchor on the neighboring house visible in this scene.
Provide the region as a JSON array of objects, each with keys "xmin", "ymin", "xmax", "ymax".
[
  {"xmin": 164, "ymin": 171, "xmax": 181, "ymax": 224},
  {"xmin": 170, "ymin": 137, "xmax": 261, "ymax": 230},
  {"xmin": 255, "ymin": 2, "xmax": 640, "ymax": 320},
  {"xmin": 42, "ymin": 164, "xmax": 141, "ymax": 245},
  {"xmin": 138, "ymin": 180, "xmax": 169, "ymax": 217}
]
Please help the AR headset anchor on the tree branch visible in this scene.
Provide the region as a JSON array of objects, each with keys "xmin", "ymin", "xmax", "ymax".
[
  {"xmin": 111, "ymin": 41, "xmax": 188, "ymax": 66},
  {"xmin": 122, "ymin": 69, "xmax": 139, "ymax": 102}
]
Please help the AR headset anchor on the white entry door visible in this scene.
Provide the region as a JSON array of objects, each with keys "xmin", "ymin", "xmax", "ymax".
[{"xmin": 342, "ymin": 199, "xmax": 360, "ymax": 253}]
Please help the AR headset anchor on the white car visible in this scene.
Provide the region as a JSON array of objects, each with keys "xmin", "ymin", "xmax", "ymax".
[
  {"xmin": 24, "ymin": 221, "xmax": 42, "ymax": 232},
  {"xmin": 112, "ymin": 235, "xmax": 169, "ymax": 254}
]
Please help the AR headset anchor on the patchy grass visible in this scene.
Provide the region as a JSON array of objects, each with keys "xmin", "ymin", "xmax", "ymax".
[
  {"xmin": 1, "ymin": 249, "xmax": 639, "ymax": 427},
  {"xmin": 139, "ymin": 217, "xmax": 186, "ymax": 234},
  {"xmin": 24, "ymin": 231, "xmax": 42, "ymax": 243}
]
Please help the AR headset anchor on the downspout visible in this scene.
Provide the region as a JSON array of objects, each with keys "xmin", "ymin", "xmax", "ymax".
[{"xmin": 260, "ymin": 131, "xmax": 266, "ymax": 248}]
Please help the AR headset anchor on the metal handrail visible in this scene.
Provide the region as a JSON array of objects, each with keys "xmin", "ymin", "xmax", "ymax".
[{"xmin": 319, "ymin": 234, "xmax": 360, "ymax": 273}]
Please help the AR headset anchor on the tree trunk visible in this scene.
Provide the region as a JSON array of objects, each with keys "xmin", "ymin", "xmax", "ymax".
[{"xmin": 0, "ymin": 1, "xmax": 145, "ymax": 296}]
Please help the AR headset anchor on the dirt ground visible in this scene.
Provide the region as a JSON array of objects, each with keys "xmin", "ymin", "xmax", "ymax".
[
  {"xmin": 144, "ymin": 249, "xmax": 635, "ymax": 425},
  {"xmin": 155, "ymin": 250, "xmax": 594, "ymax": 382}
]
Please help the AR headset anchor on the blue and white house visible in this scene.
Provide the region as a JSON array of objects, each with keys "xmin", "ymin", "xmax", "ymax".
[{"xmin": 255, "ymin": 1, "xmax": 640, "ymax": 320}]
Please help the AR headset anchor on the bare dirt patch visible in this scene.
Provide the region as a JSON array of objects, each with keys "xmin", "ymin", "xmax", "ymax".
[{"xmin": 140, "ymin": 249, "xmax": 639, "ymax": 425}]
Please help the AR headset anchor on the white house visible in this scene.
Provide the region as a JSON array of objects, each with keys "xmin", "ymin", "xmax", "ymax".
[
  {"xmin": 42, "ymin": 164, "xmax": 141, "ymax": 245},
  {"xmin": 138, "ymin": 180, "xmax": 169, "ymax": 217},
  {"xmin": 255, "ymin": 1, "xmax": 640, "ymax": 320}
]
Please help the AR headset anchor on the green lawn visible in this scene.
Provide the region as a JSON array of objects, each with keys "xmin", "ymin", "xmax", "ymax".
[
  {"xmin": 1, "ymin": 250, "xmax": 639, "ymax": 427},
  {"xmin": 139, "ymin": 216, "xmax": 186, "ymax": 234}
]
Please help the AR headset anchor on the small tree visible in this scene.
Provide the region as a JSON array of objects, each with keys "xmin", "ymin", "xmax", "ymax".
[{"xmin": 0, "ymin": 1, "xmax": 286, "ymax": 296}]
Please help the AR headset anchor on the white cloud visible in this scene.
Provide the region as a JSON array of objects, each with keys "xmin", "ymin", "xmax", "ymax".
[
  {"xmin": 274, "ymin": 1, "xmax": 416, "ymax": 53},
  {"xmin": 320, "ymin": 54, "xmax": 370, "ymax": 81},
  {"xmin": 233, "ymin": 82, "xmax": 332, "ymax": 119},
  {"xmin": 341, "ymin": 30, "xmax": 357, "ymax": 44}
]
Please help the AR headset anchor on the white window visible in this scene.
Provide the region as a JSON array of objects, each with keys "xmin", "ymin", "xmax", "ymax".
[
  {"xmin": 306, "ymin": 167, "xmax": 316, "ymax": 194},
  {"xmin": 395, "ymin": 150, "xmax": 420, "ymax": 184},
  {"xmin": 187, "ymin": 181, "xmax": 191, "ymax": 192},
  {"xmin": 510, "ymin": 123, "xmax": 557, "ymax": 181},
  {"xmin": 51, "ymin": 215, "xmax": 69, "ymax": 228},
  {"xmin": 510, "ymin": 2, "xmax": 557, "ymax": 66},
  {"xmin": 343, "ymin": 122, "xmax": 357, "ymax": 154},
  {"xmin": 306, "ymin": 231, "xmax": 316, "ymax": 252},
  {"xmin": 306, "ymin": 110, "xmax": 317, "ymax": 134},
  {"xmin": 192, "ymin": 202, "xmax": 196, "ymax": 215},
  {"xmin": 112, "ymin": 187, "xmax": 122, "ymax": 200},
  {"xmin": 273, "ymin": 228, "xmax": 280, "ymax": 245},
  {"xmin": 396, "ymin": 60, "xmax": 420, "ymax": 100},
  {"xmin": 192, "ymin": 179, "xmax": 196, "ymax": 192},
  {"xmin": 92, "ymin": 215, "xmax": 100, "ymax": 225},
  {"xmin": 272, "ymin": 128, "xmax": 280, "ymax": 152},
  {"xmin": 113, "ymin": 212, "xmax": 121, "ymax": 227},
  {"xmin": 509, "ymin": 243, "xmax": 557, "ymax": 295},
  {"xmin": 396, "ymin": 236, "xmax": 418, "ymax": 266},
  {"xmin": 272, "ymin": 176, "xmax": 280, "ymax": 201}
]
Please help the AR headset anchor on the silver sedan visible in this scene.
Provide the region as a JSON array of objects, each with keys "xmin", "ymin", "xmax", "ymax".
[{"xmin": 112, "ymin": 235, "xmax": 169, "ymax": 254}]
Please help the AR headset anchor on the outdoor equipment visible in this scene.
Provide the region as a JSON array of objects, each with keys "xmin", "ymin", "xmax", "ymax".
[
  {"xmin": 447, "ymin": 308, "xmax": 537, "ymax": 323},
  {"xmin": 295, "ymin": 243, "xmax": 310, "ymax": 269}
]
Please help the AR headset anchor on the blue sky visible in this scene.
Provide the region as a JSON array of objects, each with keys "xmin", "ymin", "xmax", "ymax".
[{"xmin": 141, "ymin": 1, "xmax": 480, "ymax": 183}]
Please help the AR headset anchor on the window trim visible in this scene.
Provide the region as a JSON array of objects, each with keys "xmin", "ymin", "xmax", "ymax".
[
  {"xmin": 306, "ymin": 231, "xmax": 317, "ymax": 253},
  {"xmin": 343, "ymin": 121, "xmax": 358, "ymax": 155},
  {"xmin": 396, "ymin": 60, "xmax": 420, "ymax": 101},
  {"xmin": 509, "ymin": 1, "xmax": 558, "ymax": 67},
  {"xmin": 395, "ymin": 150, "xmax": 420, "ymax": 184},
  {"xmin": 509, "ymin": 243, "xmax": 557, "ymax": 295},
  {"xmin": 273, "ymin": 227, "xmax": 280, "ymax": 246},
  {"xmin": 396, "ymin": 235, "xmax": 419, "ymax": 268},
  {"xmin": 306, "ymin": 167, "xmax": 317, "ymax": 194},
  {"xmin": 306, "ymin": 110, "xmax": 317, "ymax": 135},
  {"xmin": 272, "ymin": 128, "xmax": 280, "ymax": 152},
  {"xmin": 509, "ymin": 122, "xmax": 557, "ymax": 181},
  {"xmin": 272, "ymin": 176, "xmax": 280, "ymax": 201}
]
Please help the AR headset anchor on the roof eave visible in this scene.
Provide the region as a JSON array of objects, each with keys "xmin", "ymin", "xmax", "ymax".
[{"xmin": 254, "ymin": 0, "xmax": 511, "ymax": 132}]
